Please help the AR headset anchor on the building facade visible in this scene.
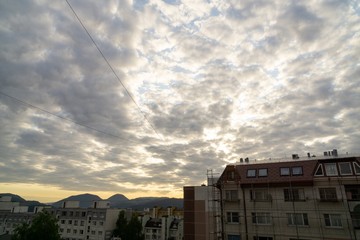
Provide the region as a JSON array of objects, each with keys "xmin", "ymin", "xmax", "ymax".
[
  {"xmin": 217, "ymin": 152, "xmax": 360, "ymax": 240},
  {"xmin": 47, "ymin": 201, "xmax": 121, "ymax": 240}
]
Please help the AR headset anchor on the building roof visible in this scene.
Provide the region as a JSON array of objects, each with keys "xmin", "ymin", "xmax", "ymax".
[{"xmin": 218, "ymin": 154, "xmax": 360, "ymax": 187}]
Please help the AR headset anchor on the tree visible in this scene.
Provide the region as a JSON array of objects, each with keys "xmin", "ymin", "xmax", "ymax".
[
  {"xmin": 113, "ymin": 211, "xmax": 144, "ymax": 240},
  {"xmin": 12, "ymin": 211, "xmax": 61, "ymax": 240}
]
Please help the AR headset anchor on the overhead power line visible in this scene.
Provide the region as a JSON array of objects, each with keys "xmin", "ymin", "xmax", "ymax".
[
  {"xmin": 65, "ymin": 0, "xmax": 161, "ymax": 139},
  {"xmin": 0, "ymin": 91, "xmax": 135, "ymax": 143}
]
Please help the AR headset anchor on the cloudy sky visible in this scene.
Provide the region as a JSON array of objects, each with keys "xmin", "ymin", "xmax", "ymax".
[{"xmin": 0, "ymin": 0, "xmax": 359, "ymax": 202}]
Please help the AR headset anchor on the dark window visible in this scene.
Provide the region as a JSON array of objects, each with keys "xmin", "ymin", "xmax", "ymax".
[
  {"xmin": 287, "ymin": 213, "xmax": 309, "ymax": 226},
  {"xmin": 325, "ymin": 163, "xmax": 338, "ymax": 176},
  {"xmin": 225, "ymin": 190, "xmax": 238, "ymax": 201},
  {"xmin": 227, "ymin": 212, "xmax": 239, "ymax": 223},
  {"xmin": 339, "ymin": 162, "xmax": 352, "ymax": 175},
  {"xmin": 258, "ymin": 168, "xmax": 268, "ymax": 177},
  {"xmin": 324, "ymin": 214, "xmax": 342, "ymax": 227},
  {"xmin": 247, "ymin": 169, "xmax": 256, "ymax": 177},
  {"xmin": 253, "ymin": 236, "xmax": 273, "ymax": 240},
  {"xmin": 252, "ymin": 212, "xmax": 271, "ymax": 224},
  {"xmin": 319, "ymin": 188, "xmax": 337, "ymax": 201},
  {"xmin": 250, "ymin": 189, "xmax": 271, "ymax": 201},
  {"xmin": 228, "ymin": 235, "xmax": 240, "ymax": 240},
  {"xmin": 280, "ymin": 167, "xmax": 290, "ymax": 176},
  {"xmin": 314, "ymin": 164, "xmax": 324, "ymax": 176},
  {"xmin": 228, "ymin": 171, "xmax": 235, "ymax": 180},
  {"xmin": 353, "ymin": 162, "xmax": 360, "ymax": 175},
  {"xmin": 345, "ymin": 185, "xmax": 360, "ymax": 200},
  {"xmin": 284, "ymin": 188, "xmax": 305, "ymax": 201},
  {"xmin": 292, "ymin": 167, "xmax": 303, "ymax": 175}
]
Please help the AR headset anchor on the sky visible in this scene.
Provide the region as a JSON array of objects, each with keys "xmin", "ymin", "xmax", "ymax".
[{"xmin": 0, "ymin": 0, "xmax": 359, "ymax": 202}]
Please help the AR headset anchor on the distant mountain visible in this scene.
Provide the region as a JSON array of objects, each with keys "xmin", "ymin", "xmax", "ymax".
[
  {"xmin": 106, "ymin": 194, "xmax": 129, "ymax": 202},
  {"xmin": 52, "ymin": 193, "xmax": 102, "ymax": 208},
  {"xmin": 1, "ymin": 193, "xmax": 183, "ymax": 210},
  {"xmin": 0, "ymin": 193, "xmax": 47, "ymax": 211}
]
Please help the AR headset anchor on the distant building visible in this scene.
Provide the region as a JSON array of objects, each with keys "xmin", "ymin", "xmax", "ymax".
[
  {"xmin": 0, "ymin": 199, "xmax": 121, "ymax": 240},
  {"xmin": 48, "ymin": 200, "xmax": 121, "ymax": 240},
  {"xmin": 140, "ymin": 206, "xmax": 183, "ymax": 240},
  {"xmin": 183, "ymin": 173, "xmax": 221, "ymax": 240},
  {"xmin": 216, "ymin": 151, "xmax": 360, "ymax": 240},
  {"xmin": 142, "ymin": 215, "xmax": 183, "ymax": 240}
]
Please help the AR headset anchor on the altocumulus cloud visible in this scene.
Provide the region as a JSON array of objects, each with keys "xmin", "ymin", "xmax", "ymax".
[{"xmin": 0, "ymin": 0, "xmax": 359, "ymax": 197}]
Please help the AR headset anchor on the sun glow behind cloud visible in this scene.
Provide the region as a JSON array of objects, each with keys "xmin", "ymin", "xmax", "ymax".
[{"xmin": 0, "ymin": 0, "xmax": 359, "ymax": 201}]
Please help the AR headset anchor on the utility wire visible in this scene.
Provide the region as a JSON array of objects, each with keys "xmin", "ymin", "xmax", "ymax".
[
  {"xmin": 0, "ymin": 91, "xmax": 136, "ymax": 143},
  {"xmin": 0, "ymin": 91, "xmax": 198, "ymax": 158},
  {"xmin": 64, "ymin": 0, "xmax": 162, "ymax": 140}
]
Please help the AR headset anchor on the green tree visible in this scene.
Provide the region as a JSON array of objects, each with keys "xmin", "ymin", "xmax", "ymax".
[
  {"xmin": 113, "ymin": 211, "xmax": 144, "ymax": 240},
  {"xmin": 12, "ymin": 211, "xmax": 61, "ymax": 240}
]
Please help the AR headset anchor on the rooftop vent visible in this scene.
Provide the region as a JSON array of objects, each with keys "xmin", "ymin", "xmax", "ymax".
[{"xmin": 292, "ymin": 154, "xmax": 299, "ymax": 159}]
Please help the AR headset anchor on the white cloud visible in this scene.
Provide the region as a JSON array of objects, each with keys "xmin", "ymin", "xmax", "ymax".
[{"xmin": 0, "ymin": 0, "xmax": 359, "ymax": 199}]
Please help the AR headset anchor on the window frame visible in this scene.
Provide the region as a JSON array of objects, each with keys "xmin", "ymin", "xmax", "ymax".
[
  {"xmin": 339, "ymin": 162, "xmax": 352, "ymax": 175},
  {"xmin": 324, "ymin": 163, "xmax": 338, "ymax": 176},
  {"xmin": 225, "ymin": 190, "xmax": 238, "ymax": 201},
  {"xmin": 251, "ymin": 212, "xmax": 271, "ymax": 225},
  {"xmin": 258, "ymin": 168, "xmax": 268, "ymax": 177},
  {"xmin": 353, "ymin": 162, "xmax": 360, "ymax": 175},
  {"xmin": 227, "ymin": 234, "xmax": 241, "ymax": 240},
  {"xmin": 314, "ymin": 164, "xmax": 324, "ymax": 176},
  {"xmin": 284, "ymin": 188, "xmax": 305, "ymax": 202},
  {"xmin": 280, "ymin": 167, "xmax": 290, "ymax": 176},
  {"xmin": 287, "ymin": 213, "xmax": 309, "ymax": 226},
  {"xmin": 250, "ymin": 189, "xmax": 271, "ymax": 202},
  {"xmin": 291, "ymin": 166, "xmax": 303, "ymax": 176},
  {"xmin": 247, "ymin": 169, "xmax": 256, "ymax": 178},
  {"xmin": 226, "ymin": 212, "xmax": 240, "ymax": 223},
  {"xmin": 319, "ymin": 188, "xmax": 337, "ymax": 201},
  {"xmin": 324, "ymin": 214, "xmax": 342, "ymax": 228}
]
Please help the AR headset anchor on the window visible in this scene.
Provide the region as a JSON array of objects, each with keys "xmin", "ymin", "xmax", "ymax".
[
  {"xmin": 227, "ymin": 235, "xmax": 240, "ymax": 240},
  {"xmin": 284, "ymin": 188, "xmax": 305, "ymax": 201},
  {"xmin": 98, "ymin": 231, "xmax": 103, "ymax": 235},
  {"xmin": 324, "ymin": 214, "xmax": 342, "ymax": 227},
  {"xmin": 81, "ymin": 212, "xmax": 86, "ymax": 217},
  {"xmin": 252, "ymin": 212, "xmax": 271, "ymax": 225},
  {"xmin": 61, "ymin": 220, "xmax": 65, "ymax": 224},
  {"xmin": 325, "ymin": 163, "xmax": 338, "ymax": 176},
  {"xmin": 91, "ymin": 230, "xmax": 96, "ymax": 235},
  {"xmin": 227, "ymin": 212, "xmax": 239, "ymax": 223},
  {"xmin": 67, "ymin": 229, "xmax": 71, "ymax": 233},
  {"xmin": 99, "ymin": 221, "xmax": 104, "ymax": 226},
  {"xmin": 280, "ymin": 167, "xmax": 290, "ymax": 176},
  {"xmin": 247, "ymin": 169, "xmax": 256, "ymax": 177},
  {"xmin": 259, "ymin": 168, "xmax": 268, "ymax": 177},
  {"xmin": 250, "ymin": 189, "xmax": 271, "ymax": 201},
  {"xmin": 345, "ymin": 185, "xmax": 360, "ymax": 200},
  {"xmin": 80, "ymin": 230, "xmax": 84, "ymax": 234},
  {"xmin": 314, "ymin": 164, "xmax": 324, "ymax": 176},
  {"xmin": 292, "ymin": 167, "xmax": 303, "ymax": 175},
  {"xmin": 319, "ymin": 188, "xmax": 337, "ymax": 201},
  {"xmin": 287, "ymin": 213, "xmax": 309, "ymax": 226},
  {"xmin": 353, "ymin": 162, "xmax": 360, "ymax": 175},
  {"xmin": 225, "ymin": 190, "xmax": 238, "ymax": 201},
  {"xmin": 253, "ymin": 237, "xmax": 273, "ymax": 240},
  {"xmin": 68, "ymin": 220, "xmax": 72, "ymax": 224},
  {"xmin": 74, "ymin": 220, "xmax": 78, "ymax": 226},
  {"xmin": 228, "ymin": 171, "xmax": 235, "ymax": 180},
  {"xmin": 80, "ymin": 220, "xmax": 84, "ymax": 226},
  {"xmin": 339, "ymin": 162, "xmax": 352, "ymax": 175},
  {"xmin": 73, "ymin": 229, "xmax": 77, "ymax": 234}
]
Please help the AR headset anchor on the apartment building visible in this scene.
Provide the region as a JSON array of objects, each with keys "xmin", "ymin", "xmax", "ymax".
[
  {"xmin": 47, "ymin": 201, "xmax": 121, "ymax": 240},
  {"xmin": 141, "ymin": 208, "xmax": 183, "ymax": 240},
  {"xmin": 217, "ymin": 152, "xmax": 360, "ymax": 240},
  {"xmin": 183, "ymin": 175, "xmax": 221, "ymax": 240}
]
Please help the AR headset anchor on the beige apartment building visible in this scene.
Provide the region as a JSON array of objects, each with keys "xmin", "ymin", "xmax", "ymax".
[
  {"xmin": 47, "ymin": 201, "xmax": 121, "ymax": 240},
  {"xmin": 217, "ymin": 152, "xmax": 360, "ymax": 240}
]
